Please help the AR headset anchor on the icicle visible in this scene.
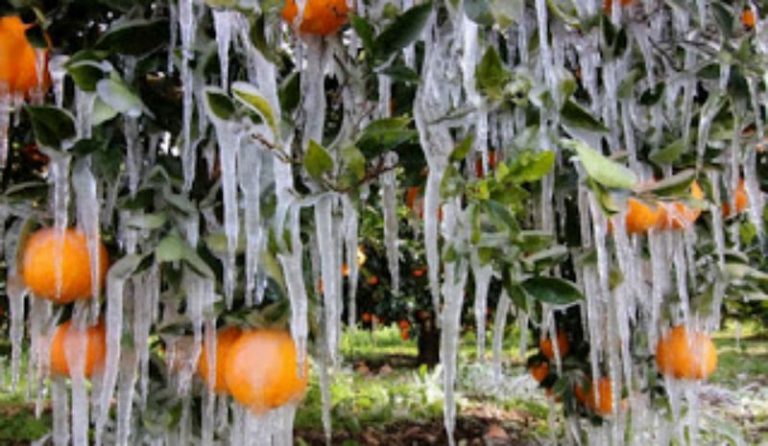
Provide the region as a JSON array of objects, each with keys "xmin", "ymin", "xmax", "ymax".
[
  {"xmin": 51, "ymin": 377, "xmax": 71, "ymax": 446},
  {"xmin": 381, "ymin": 152, "xmax": 400, "ymax": 295},
  {"xmin": 342, "ymin": 196, "xmax": 360, "ymax": 327},
  {"xmin": 470, "ymin": 250, "xmax": 492, "ymax": 361},
  {"xmin": 72, "ymin": 158, "xmax": 103, "ymax": 304},
  {"xmin": 279, "ymin": 214, "xmax": 310, "ymax": 373},
  {"xmin": 0, "ymin": 86, "xmax": 10, "ymax": 168},
  {"xmin": 238, "ymin": 140, "xmax": 263, "ymax": 306},
  {"xmin": 7, "ymin": 273, "xmax": 25, "ymax": 390},
  {"xmin": 315, "ymin": 195, "xmax": 341, "ymax": 365},
  {"xmin": 116, "ymin": 305, "xmax": 139, "ymax": 446},
  {"xmin": 124, "ymin": 118, "xmax": 142, "ymax": 197},
  {"xmin": 213, "ymin": 120, "xmax": 241, "ymax": 308},
  {"xmin": 179, "ymin": 0, "xmax": 198, "ymax": 191},
  {"xmin": 440, "ymin": 200, "xmax": 469, "ymax": 446},
  {"xmin": 48, "ymin": 55, "xmax": 68, "ymax": 108},
  {"xmin": 213, "ymin": 9, "xmax": 235, "ymax": 91},
  {"xmin": 300, "ymin": 37, "xmax": 328, "ymax": 148},
  {"xmin": 95, "ymin": 268, "xmax": 129, "ymax": 445},
  {"xmin": 491, "ymin": 291, "xmax": 511, "ymax": 384},
  {"xmin": 319, "ymin": 331, "xmax": 333, "ymax": 445}
]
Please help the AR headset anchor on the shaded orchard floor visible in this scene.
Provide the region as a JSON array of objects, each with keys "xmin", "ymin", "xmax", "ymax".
[{"xmin": 0, "ymin": 322, "xmax": 766, "ymax": 444}]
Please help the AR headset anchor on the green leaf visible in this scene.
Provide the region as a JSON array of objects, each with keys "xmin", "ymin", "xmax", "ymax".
[
  {"xmin": 108, "ymin": 254, "xmax": 146, "ymax": 282},
  {"xmin": 380, "ymin": 64, "xmax": 420, "ymax": 83},
  {"xmin": 231, "ymin": 82, "xmax": 277, "ymax": 133},
  {"xmin": 126, "ymin": 213, "xmax": 167, "ymax": 230},
  {"xmin": 341, "ymin": 145, "xmax": 366, "ymax": 181},
  {"xmin": 639, "ymin": 82, "xmax": 665, "ymax": 106},
  {"xmin": 374, "ymin": 2, "xmax": 433, "ymax": 62},
  {"xmin": 649, "ymin": 138, "xmax": 687, "ymax": 165},
  {"xmin": 522, "ymin": 276, "xmax": 584, "ymax": 305},
  {"xmin": 563, "ymin": 139, "xmax": 637, "ymax": 190},
  {"xmin": 24, "ymin": 25, "xmax": 47, "ymax": 49},
  {"xmin": 95, "ymin": 19, "xmax": 169, "ymax": 56},
  {"xmin": 304, "ymin": 140, "xmax": 334, "ymax": 181},
  {"xmin": 356, "ymin": 117, "xmax": 416, "ymax": 158},
  {"xmin": 203, "ymin": 87, "xmax": 236, "ymax": 121},
  {"xmin": 24, "ymin": 106, "xmax": 76, "ymax": 149},
  {"xmin": 636, "ymin": 169, "xmax": 696, "ymax": 198},
  {"xmin": 91, "ymin": 97, "xmax": 118, "ymax": 126},
  {"xmin": 350, "ymin": 14, "xmax": 375, "ymax": 56},
  {"xmin": 464, "ymin": 0, "xmax": 494, "ymax": 25},
  {"xmin": 96, "ymin": 77, "xmax": 144, "ymax": 118},
  {"xmin": 155, "ymin": 234, "xmax": 186, "ymax": 263},
  {"xmin": 508, "ymin": 150, "xmax": 555, "ymax": 183},
  {"xmin": 67, "ymin": 59, "xmax": 108, "ymax": 92},
  {"xmin": 475, "ymin": 46, "xmax": 511, "ymax": 100},
  {"xmin": 561, "ymin": 100, "xmax": 608, "ymax": 133},
  {"xmin": 450, "ymin": 136, "xmax": 473, "ymax": 162}
]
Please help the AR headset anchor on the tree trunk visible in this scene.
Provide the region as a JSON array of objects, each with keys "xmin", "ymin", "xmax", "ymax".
[{"xmin": 417, "ymin": 314, "xmax": 440, "ymax": 367}]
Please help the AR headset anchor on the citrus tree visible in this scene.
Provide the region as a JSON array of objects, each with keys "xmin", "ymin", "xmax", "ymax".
[{"xmin": 0, "ymin": 0, "xmax": 766, "ymax": 445}]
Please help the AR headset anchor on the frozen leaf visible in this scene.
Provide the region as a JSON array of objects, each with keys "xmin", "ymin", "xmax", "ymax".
[
  {"xmin": 522, "ymin": 276, "xmax": 584, "ymax": 305},
  {"xmin": 356, "ymin": 117, "xmax": 416, "ymax": 158},
  {"xmin": 564, "ymin": 139, "xmax": 637, "ymax": 190},
  {"xmin": 203, "ymin": 87, "xmax": 236, "ymax": 121},
  {"xmin": 374, "ymin": 2, "xmax": 433, "ymax": 63},
  {"xmin": 232, "ymin": 82, "xmax": 277, "ymax": 133},
  {"xmin": 304, "ymin": 140, "xmax": 334, "ymax": 181},
  {"xmin": 650, "ymin": 138, "xmax": 687, "ymax": 165},
  {"xmin": 561, "ymin": 100, "xmax": 608, "ymax": 133},
  {"xmin": 24, "ymin": 105, "xmax": 76, "ymax": 149},
  {"xmin": 155, "ymin": 234, "xmax": 186, "ymax": 263},
  {"xmin": 95, "ymin": 19, "xmax": 169, "ymax": 56},
  {"xmin": 97, "ymin": 77, "xmax": 145, "ymax": 118},
  {"xmin": 475, "ymin": 47, "xmax": 510, "ymax": 101}
]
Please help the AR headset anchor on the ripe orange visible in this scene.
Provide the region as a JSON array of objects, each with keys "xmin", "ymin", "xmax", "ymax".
[
  {"xmin": 21, "ymin": 228, "xmax": 109, "ymax": 303},
  {"xmin": 224, "ymin": 329, "xmax": 309, "ymax": 414},
  {"xmin": 341, "ymin": 263, "xmax": 350, "ymax": 277},
  {"xmin": 540, "ymin": 331, "xmax": 570, "ymax": 360},
  {"xmin": 474, "ymin": 151, "xmax": 497, "ymax": 178},
  {"xmin": 367, "ymin": 275, "xmax": 379, "ymax": 286},
  {"xmin": 603, "ymin": 0, "xmax": 634, "ymax": 14},
  {"xmin": 660, "ymin": 181, "xmax": 704, "ymax": 230},
  {"xmin": 361, "ymin": 312, "xmax": 372, "ymax": 323},
  {"xmin": 400, "ymin": 328, "xmax": 410, "ymax": 341},
  {"xmin": 529, "ymin": 361, "xmax": 549, "ymax": 383},
  {"xmin": 722, "ymin": 179, "xmax": 749, "ymax": 218},
  {"xmin": 281, "ymin": 0, "xmax": 350, "ymax": 36},
  {"xmin": 406, "ymin": 187, "xmax": 420, "ymax": 212},
  {"xmin": 578, "ymin": 377, "xmax": 615, "ymax": 416},
  {"xmin": 742, "ymin": 9, "xmax": 757, "ymax": 29},
  {"xmin": 623, "ymin": 198, "xmax": 667, "ymax": 234},
  {"xmin": 197, "ymin": 326, "xmax": 242, "ymax": 394},
  {"xmin": 398, "ymin": 319, "xmax": 410, "ymax": 330},
  {"xmin": 0, "ymin": 16, "xmax": 50, "ymax": 96},
  {"xmin": 412, "ymin": 266, "xmax": 426, "ymax": 278},
  {"xmin": 655, "ymin": 325, "xmax": 717, "ymax": 380},
  {"xmin": 49, "ymin": 320, "xmax": 106, "ymax": 378}
]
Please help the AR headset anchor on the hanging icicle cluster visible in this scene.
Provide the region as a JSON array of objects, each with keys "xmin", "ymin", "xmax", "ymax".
[{"xmin": 0, "ymin": 0, "xmax": 766, "ymax": 445}]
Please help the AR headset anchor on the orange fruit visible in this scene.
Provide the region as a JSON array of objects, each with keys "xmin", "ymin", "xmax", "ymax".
[
  {"xmin": 400, "ymin": 328, "xmax": 410, "ymax": 341},
  {"xmin": 474, "ymin": 151, "xmax": 497, "ymax": 177},
  {"xmin": 623, "ymin": 198, "xmax": 667, "ymax": 234},
  {"xmin": 660, "ymin": 181, "xmax": 704, "ymax": 230},
  {"xmin": 341, "ymin": 263, "xmax": 350, "ymax": 277},
  {"xmin": 722, "ymin": 179, "xmax": 749, "ymax": 218},
  {"xmin": 367, "ymin": 275, "xmax": 379, "ymax": 286},
  {"xmin": 406, "ymin": 187, "xmax": 420, "ymax": 212},
  {"xmin": 398, "ymin": 319, "xmax": 410, "ymax": 330},
  {"xmin": 224, "ymin": 329, "xmax": 309, "ymax": 414},
  {"xmin": 198, "ymin": 326, "xmax": 242, "ymax": 394},
  {"xmin": 579, "ymin": 377, "xmax": 616, "ymax": 416},
  {"xmin": 540, "ymin": 331, "xmax": 569, "ymax": 360},
  {"xmin": 655, "ymin": 325, "xmax": 717, "ymax": 380},
  {"xmin": 361, "ymin": 312, "xmax": 372, "ymax": 323},
  {"xmin": 281, "ymin": 0, "xmax": 350, "ymax": 36},
  {"xmin": 529, "ymin": 361, "xmax": 549, "ymax": 383},
  {"xmin": 0, "ymin": 16, "xmax": 50, "ymax": 96},
  {"xmin": 21, "ymin": 228, "xmax": 109, "ymax": 303},
  {"xmin": 603, "ymin": 0, "xmax": 634, "ymax": 14},
  {"xmin": 49, "ymin": 320, "xmax": 106, "ymax": 378},
  {"xmin": 742, "ymin": 9, "xmax": 757, "ymax": 29},
  {"xmin": 412, "ymin": 266, "xmax": 426, "ymax": 278}
]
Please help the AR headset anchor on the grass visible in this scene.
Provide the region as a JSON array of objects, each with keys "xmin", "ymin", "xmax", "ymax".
[{"xmin": 0, "ymin": 322, "xmax": 765, "ymax": 443}]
